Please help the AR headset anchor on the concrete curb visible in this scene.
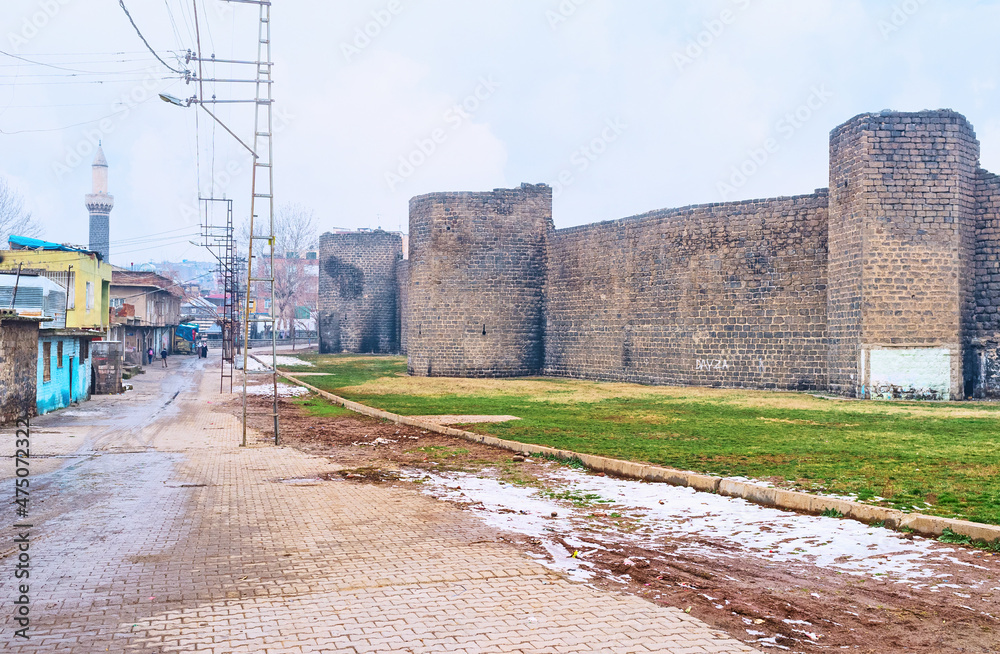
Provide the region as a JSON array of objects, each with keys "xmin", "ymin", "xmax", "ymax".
[{"xmin": 272, "ymin": 365, "xmax": 1000, "ymax": 546}]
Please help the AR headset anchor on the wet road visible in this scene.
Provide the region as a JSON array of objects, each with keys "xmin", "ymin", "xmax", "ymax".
[{"xmin": 0, "ymin": 357, "xmax": 757, "ymax": 653}]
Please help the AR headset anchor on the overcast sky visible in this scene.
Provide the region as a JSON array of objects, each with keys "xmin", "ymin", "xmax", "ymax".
[{"xmin": 2, "ymin": 0, "xmax": 999, "ymax": 266}]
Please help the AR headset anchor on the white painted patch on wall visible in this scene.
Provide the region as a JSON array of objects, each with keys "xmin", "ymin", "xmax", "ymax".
[{"xmin": 867, "ymin": 348, "xmax": 951, "ymax": 401}]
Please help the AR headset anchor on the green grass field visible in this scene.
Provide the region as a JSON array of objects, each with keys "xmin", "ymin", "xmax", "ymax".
[{"xmin": 282, "ymin": 353, "xmax": 1000, "ymax": 526}]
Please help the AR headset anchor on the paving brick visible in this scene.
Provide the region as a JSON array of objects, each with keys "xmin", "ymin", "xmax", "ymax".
[{"xmin": 0, "ymin": 361, "xmax": 758, "ymax": 653}]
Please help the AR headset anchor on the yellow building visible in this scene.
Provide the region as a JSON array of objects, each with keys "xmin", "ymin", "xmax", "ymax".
[{"xmin": 0, "ymin": 237, "xmax": 113, "ymax": 332}]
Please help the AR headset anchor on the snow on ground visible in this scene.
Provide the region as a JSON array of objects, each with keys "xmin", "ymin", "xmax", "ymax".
[
  {"xmin": 413, "ymin": 464, "xmax": 976, "ymax": 587},
  {"xmin": 245, "ymin": 383, "xmax": 309, "ymax": 397},
  {"xmin": 238, "ymin": 355, "xmax": 315, "ymax": 370}
]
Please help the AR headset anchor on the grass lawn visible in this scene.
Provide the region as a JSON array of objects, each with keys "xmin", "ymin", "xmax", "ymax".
[{"xmin": 282, "ymin": 353, "xmax": 1000, "ymax": 526}]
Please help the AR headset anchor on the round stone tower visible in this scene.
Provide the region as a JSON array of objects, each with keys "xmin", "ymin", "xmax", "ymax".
[
  {"xmin": 85, "ymin": 144, "xmax": 114, "ymax": 261},
  {"xmin": 407, "ymin": 183, "xmax": 553, "ymax": 378}
]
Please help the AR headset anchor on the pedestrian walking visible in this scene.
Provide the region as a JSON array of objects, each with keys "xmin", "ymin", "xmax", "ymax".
[
  {"xmin": 147, "ymin": 347, "xmax": 154, "ymax": 365},
  {"xmin": 161, "ymin": 347, "xmax": 168, "ymax": 368}
]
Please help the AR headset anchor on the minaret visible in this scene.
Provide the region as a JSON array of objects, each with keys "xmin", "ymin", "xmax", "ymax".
[{"xmin": 85, "ymin": 143, "xmax": 114, "ymax": 261}]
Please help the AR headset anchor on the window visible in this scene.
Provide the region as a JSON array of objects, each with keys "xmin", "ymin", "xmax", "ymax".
[
  {"xmin": 57, "ymin": 341, "xmax": 64, "ymax": 368},
  {"xmin": 110, "ymin": 298, "xmax": 125, "ymax": 309},
  {"xmin": 80, "ymin": 339, "xmax": 89, "ymax": 361},
  {"xmin": 67, "ymin": 272, "xmax": 76, "ymax": 309},
  {"xmin": 42, "ymin": 342, "xmax": 51, "ymax": 382},
  {"xmin": 85, "ymin": 282, "xmax": 94, "ymax": 311}
]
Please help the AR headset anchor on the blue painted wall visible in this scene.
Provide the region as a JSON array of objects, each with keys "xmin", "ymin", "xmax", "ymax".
[{"xmin": 36, "ymin": 334, "xmax": 92, "ymax": 415}]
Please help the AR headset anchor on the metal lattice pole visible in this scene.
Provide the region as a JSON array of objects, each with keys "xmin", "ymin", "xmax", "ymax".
[{"xmin": 240, "ymin": 0, "xmax": 278, "ymax": 447}]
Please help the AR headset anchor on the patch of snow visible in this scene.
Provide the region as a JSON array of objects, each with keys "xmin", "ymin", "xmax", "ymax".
[
  {"xmin": 239, "ymin": 355, "xmax": 315, "ymax": 370},
  {"xmin": 245, "ymin": 383, "xmax": 309, "ymax": 397},
  {"xmin": 412, "ymin": 465, "xmax": 986, "ymax": 589}
]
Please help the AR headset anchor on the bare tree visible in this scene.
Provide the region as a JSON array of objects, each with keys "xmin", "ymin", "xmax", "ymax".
[
  {"xmin": 239, "ymin": 203, "xmax": 317, "ymax": 342},
  {"xmin": 0, "ymin": 177, "xmax": 42, "ymax": 247}
]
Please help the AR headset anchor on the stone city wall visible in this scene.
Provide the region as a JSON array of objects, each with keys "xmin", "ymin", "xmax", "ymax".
[
  {"xmin": 396, "ymin": 258, "xmax": 410, "ymax": 356},
  {"xmin": 544, "ymin": 193, "xmax": 830, "ymax": 389},
  {"xmin": 336, "ymin": 108, "xmax": 1000, "ymax": 400},
  {"xmin": 974, "ymin": 169, "xmax": 1000, "ymax": 397}
]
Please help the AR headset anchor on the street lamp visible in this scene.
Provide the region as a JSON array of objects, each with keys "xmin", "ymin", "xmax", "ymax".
[
  {"xmin": 158, "ymin": 93, "xmax": 190, "ymax": 108},
  {"xmin": 159, "ymin": 93, "xmax": 258, "ymax": 159}
]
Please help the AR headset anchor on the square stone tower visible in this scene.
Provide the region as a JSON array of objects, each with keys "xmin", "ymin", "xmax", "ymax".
[
  {"xmin": 318, "ymin": 230, "xmax": 403, "ymax": 354},
  {"xmin": 827, "ymin": 110, "xmax": 980, "ymax": 399}
]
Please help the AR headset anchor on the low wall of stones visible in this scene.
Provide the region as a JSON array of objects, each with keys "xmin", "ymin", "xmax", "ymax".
[
  {"xmin": 975, "ymin": 169, "xmax": 1000, "ymax": 397},
  {"xmin": 0, "ymin": 317, "xmax": 38, "ymax": 424},
  {"xmin": 544, "ymin": 192, "xmax": 830, "ymax": 390}
]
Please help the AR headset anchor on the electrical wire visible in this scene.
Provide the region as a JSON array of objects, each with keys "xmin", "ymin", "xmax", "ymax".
[
  {"xmin": 0, "ymin": 69, "xmax": 173, "ymax": 78},
  {"xmin": 0, "ymin": 76, "xmax": 182, "ymax": 87},
  {"xmin": 164, "ymin": 0, "xmax": 187, "ymax": 55},
  {"xmin": 0, "ymin": 109, "xmax": 130, "ymax": 135},
  {"xmin": 111, "ymin": 269, "xmax": 218, "ymax": 302},
  {"xmin": 118, "ymin": 0, "xmax": 188, "ymax": 75},
  {"xmin": 0, "ymin": 49, "xmax": 95, "ymax": 73},
  {"xmin": 0, "ymin": 80, "xmax": 181, "ymax": 135},
  {"xmin": 112, "ymin": 226, "xmax": 203, "ymax": 244},
  {"xmin": 0, "ymin": 56, "xmax": 170, "ymax": 68}
]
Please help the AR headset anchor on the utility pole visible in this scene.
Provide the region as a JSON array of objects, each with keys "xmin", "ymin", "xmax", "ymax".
[{"xmin": 178, "ymin": 0, "xmax": 279, "ymax": 446}]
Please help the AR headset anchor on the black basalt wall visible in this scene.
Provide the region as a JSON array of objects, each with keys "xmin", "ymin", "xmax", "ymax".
[{"xmin": 318, "ymin": 231, "xmax": 402, "ymax": 354}]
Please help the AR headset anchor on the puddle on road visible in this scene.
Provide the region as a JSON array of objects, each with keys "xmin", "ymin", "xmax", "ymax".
[{"xmin": 55, "ymin": 409, "xmax": 105, "ymax": 417}]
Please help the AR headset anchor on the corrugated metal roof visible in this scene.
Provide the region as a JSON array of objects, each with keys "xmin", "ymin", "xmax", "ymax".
[{"xmin": 0, "ymin": 274, "xmax": 67, "ymax": 328}]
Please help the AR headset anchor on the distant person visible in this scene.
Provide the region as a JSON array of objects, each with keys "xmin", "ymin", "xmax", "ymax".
[
  {"xmin": 147, "ymin": 347, "xmax": 154, "ymax": 364},
  {"xmin": 161, "ymin": 348, "xmax": 168, "ymax": 368},
  {"xmin": 201, "ymin": 340, "xmax": 208, "ymax": 359}
]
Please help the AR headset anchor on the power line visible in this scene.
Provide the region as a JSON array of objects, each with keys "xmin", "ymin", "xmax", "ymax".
[
  {"xmin": 0, "ymin": 81, "xmax": 181, "ymax": 135},
  {"xmin": 0, "ymin": 76, "xmax": 182, "ymax": 87},
  {"xmin": 118, "ymin": 0, "xmax": 188, "ymax": 75},
  {"xmin": 0, "ymin": 57, "xmax": 169, "ymax": 68},
  {"xmin": 112, "ymin": 269, "xmax": 218, "ymax": 302},
  {"xmin": 0, "ymin": 109, "xmax": 130, "ymax": 135},
  {"xmin": 8, "ymin": 50, "xmax": 161, "ymax": 56},
  {"xmin": 0, "ymin": 49, "xmax": 95, "ymax": 73},
  {"xmin": 0, "ymin": 69, "xmax": 173, "ymax": 79}
]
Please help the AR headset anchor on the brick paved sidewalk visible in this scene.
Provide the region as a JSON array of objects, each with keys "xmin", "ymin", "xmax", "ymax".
[{"xmin": 2, "ymin": 363, "xmax": 757, "ymax": 653}]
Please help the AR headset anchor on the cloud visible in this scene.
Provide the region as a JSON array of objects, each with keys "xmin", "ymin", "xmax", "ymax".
[{"xmin": 1, "ymin": 0, "xmax": 999, "ymax": 262}]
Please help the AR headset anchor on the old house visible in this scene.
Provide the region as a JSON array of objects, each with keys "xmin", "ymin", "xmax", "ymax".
[
  {"xmin": 0, "ymin": 308, "xmax": 43, "ymax": 424},
  {"xmin": 1, "ymin": 236, "xmax": 113, "ymax": 333},
  {"xmin": 109, "ymin": 270, "xmax": 182, "ymax": 365},
  {"xmin": 0, "ymin": 272, "xmax": 96, "ymax": 415}
]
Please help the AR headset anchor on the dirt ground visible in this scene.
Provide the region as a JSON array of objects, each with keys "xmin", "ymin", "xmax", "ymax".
[{"xmin": 236, "ymin": 395, "xmax": 1000, "ymax": 653}]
